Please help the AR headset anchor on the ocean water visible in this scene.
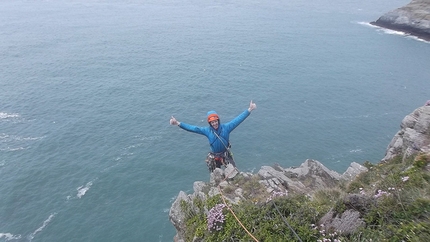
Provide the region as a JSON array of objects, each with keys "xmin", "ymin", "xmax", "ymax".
[{"xmin": 1, "ymin": 0, "xmax": 429, "ymax": 241}]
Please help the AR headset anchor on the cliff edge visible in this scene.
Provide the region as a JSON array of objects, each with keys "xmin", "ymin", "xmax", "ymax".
[
  {"xmin": 382, "ymin": 105, "xmax": 430, "ymax": 162},
  {"xmin": 370, "ymin": 0, "xmax": 430, "ymax": 41},
  {"xmin": 169, "ymin": 105, "xmax": 430, "ymax": 241}
]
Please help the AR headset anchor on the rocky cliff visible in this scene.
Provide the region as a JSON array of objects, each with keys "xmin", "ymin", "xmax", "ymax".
[
  {"xmin": 382, "ymin": 105, "xmax": 430, "ymax": 162},
  {"xmin": 370, "ymin": 0, "xmax": 430, "ymax": 41},
  {"xmin": 169, "ymin": 105, "xmax": 430, "ymax": 241}
]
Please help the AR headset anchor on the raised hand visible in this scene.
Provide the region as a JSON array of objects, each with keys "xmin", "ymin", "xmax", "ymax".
[
  {"xmin": 248, "ymin": 100, "xmax": 257, "ymax": 112},
  {"xmin": 170, "ymin": 116, "xmax": 179, "ymax": 126}
]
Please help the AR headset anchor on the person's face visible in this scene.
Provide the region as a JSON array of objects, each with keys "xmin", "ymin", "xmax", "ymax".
[{"xmin": 210, "ymin": 120, "xmax": 219, "ymax": 129}]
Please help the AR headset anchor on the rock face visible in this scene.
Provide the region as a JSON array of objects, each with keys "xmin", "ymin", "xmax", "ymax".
[
  {"xmin": 370, "ymin": 0, "xmax": 430, "ymax": 41},
  {"xmin": 169, "ymin": 160, "xmax": 368, "ymax": 241},
  {"xmin": 319, "ymin": 194, "xmax": 375, "ymax": 236},
  {"xmin": 382, "ymin": 105, "xmax": 430, "ymax": 162}
]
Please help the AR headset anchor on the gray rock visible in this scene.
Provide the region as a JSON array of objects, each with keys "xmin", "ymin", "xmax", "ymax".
[
  {"xmin": 209, "ymin": 168, "xmax": 224, "ymax": 185},
  {"xmin": 371, "ymin": 0, "xmax": 430, "ymax": 41},
  {"xmin": 224, "ymin": 164, "xmax": 238, "ymax": 179},
  {"xmin": 382, "ymin": 106, "xmax": 430, "ymax": 162},
  {"xmin": 173, "ymin": 234, "xmax": 184, "ymax": 242},
  {"xmin": 341, "ymin": 162, "xmax": 368, "ymax": 180},
  {"xmin": 318, "ymin": 194, "xmax": 373, "ymax": 235},
  {"xmin": 193, "ymin": 181, "xmax": 206, "ymax": 194},
  {"xmin": 343, "ymin": 194, "xmax": 375, "ymax": 214},
  {"xmin": 319, "ymin": 209, "xmax": 365, "ymax": 236},
  {"xmin": 258, "ymin": 165, "xmax": 307, "ymax": 193},
  {"xmin": 169, "ymin": 191, "xmax": 191, "ymax": 240},
  {"xmin": 192, "ymin": 182, "xmax": 208, "ymax": 202},
  {"xmin": 284, "ymin": 159, "xmax": 342, "ymax": 189}
]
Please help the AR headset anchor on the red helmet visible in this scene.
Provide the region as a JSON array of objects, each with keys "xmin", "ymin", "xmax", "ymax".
[{"xmin": 207, "ymin": 111, "xmax": 219, "ymax": 122}]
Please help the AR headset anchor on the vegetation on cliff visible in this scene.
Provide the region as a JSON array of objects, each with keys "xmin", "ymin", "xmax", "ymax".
[{"xmin": 179, "ymin": 153, "xmax": 430, "ymax": 241}]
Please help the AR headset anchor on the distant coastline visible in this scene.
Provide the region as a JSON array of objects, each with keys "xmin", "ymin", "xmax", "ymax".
[{"xmin": 370, "ymin": 0, "xmax": 430, "ymax": 41}]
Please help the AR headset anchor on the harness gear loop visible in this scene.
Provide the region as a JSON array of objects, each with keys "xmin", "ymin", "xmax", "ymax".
[{"xmin": 205, "ymin": 151, "xmax": 231, "ymax": 172}]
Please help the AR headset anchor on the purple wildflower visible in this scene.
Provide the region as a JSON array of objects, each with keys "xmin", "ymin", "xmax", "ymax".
[
  {"xmin": 207, "ymin": 204, "xmax": 226, "ymax": 231},
  {"xmin": 374, "ymin": 190, "xmax": 390, "ymax": 198},
  {"xmin": 266, "ymin": 190, "xmax": 288, "ymax": 202}
]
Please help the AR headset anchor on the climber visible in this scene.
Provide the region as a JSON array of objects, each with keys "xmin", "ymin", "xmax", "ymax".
[{"xmin": 170, "ymin": 101, "xmax": 257, "ymax": 172}]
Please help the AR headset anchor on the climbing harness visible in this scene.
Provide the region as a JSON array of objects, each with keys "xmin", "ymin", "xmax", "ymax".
[
  {"xmin": 206, "ymin": 130, "xmax": 236, "ymax": 172},
  {"xmin": 205, "ymin": 151, "xmax": 231, "ymax": 172}
]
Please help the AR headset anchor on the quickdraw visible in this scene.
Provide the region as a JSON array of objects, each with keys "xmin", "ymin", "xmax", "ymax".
[{"xmin": 205, "ymin": 151, "xmax": 231, "ymax": 172}]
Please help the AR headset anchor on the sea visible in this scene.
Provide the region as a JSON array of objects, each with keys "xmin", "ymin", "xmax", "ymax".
[{"xmin": 1, "ymin": 0, "xmax": 429, "ymax": 241}]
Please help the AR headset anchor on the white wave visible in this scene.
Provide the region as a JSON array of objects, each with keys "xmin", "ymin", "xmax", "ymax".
[
  {"xmin": 101, "ymin": 163, "xmax": 119, "ymax": 173},
  {"xmin": 404, "ymin": 34, "xmax": 430, "ymax": 43},
  {"xmin": 169, "ymin": 196, "xmax": 177, "ymax": 203},
  {"xmin": 77, "ymin": 181, "xmax": 93, "ymax": 198},
  {"xmin": 19, "ymin": 136, "xmax": 46, "ymax": 141},
  {"xmin": 0, "ymin": 112, "xmax": 19, "ymax": 119},
  {"xmin": 350, "ymin": 149, "xmax": 363, "ymax": 153},
  {"xmin": 0, "ymin": 134, "xmax": 45, "ymax": 152},
  {"xmin": 356, "ymin": 21, "xmax": 374, "ymax": 28},
  {"xmin": 0, "ymin": 147, "xmax": 26, "ymax": 152},
  {"xmin": 124, "ymin": 143, "xmax": 142, "ymax": 150},
  {"xmin": 0, "ymin": 233, "xmax": 22, "ymax": 241},
  {"xmin": 28, "ymin": 213, "xmax": 56, "ymax": 241},
  {"xmin": 139, "ymin": 135, "xmax": 162, "ymax": 141},
  {"xmin": 382, "ymin": 28, "xmax": 408, "ymax": 37},
  {"xmin": 0, "ymin": 133, "xmax": 9, "ymax": 139},
  {"xmin": 0, "ymin": 134, "xmax": 45, "ymax": 142},
  {"xmin": 356, "ymin": 21, "xmax": 430, "ymax": 43}
]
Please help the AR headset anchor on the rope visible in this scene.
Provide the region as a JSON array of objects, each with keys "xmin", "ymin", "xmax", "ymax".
[
  {"xmin": 272, "ymin": 200, "xmax": 303, "ymax": 242},
  {"xmin": 211, "ymin": 130, "xmax": 259, "ymax": 241},
  {"xmin": 209, "ymin": 130, "xmax": 300, "ymax": 241},
  {"xmin": 217, "ymin": 166, "xmax": 259, "ymax": 242}
]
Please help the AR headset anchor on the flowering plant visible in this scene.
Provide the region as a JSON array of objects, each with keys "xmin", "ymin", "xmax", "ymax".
[{"xmin": 207, "ymin": 203, "xmax": 226, "ymax": 232}]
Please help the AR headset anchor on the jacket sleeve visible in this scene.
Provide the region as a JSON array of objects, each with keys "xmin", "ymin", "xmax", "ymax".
[
  {"xmin": 224, "ymin": 109, "xmax": 250, "ymax": 132},
  {"xmin": 178, "ymin": 122, "xmax": 208, "ymax": 136}
]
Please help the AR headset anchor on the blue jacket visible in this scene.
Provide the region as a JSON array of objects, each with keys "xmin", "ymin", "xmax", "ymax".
[{"xmin": 179, "ymin": 109, "xmax": 251, "ymax": 153}]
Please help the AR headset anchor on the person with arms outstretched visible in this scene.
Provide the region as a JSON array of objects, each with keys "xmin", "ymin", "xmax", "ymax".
[{"xmin": 170, "ymin": 101, "xmax": 257, "ymax": 172}]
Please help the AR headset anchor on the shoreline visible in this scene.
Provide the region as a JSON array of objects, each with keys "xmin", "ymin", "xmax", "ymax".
[{"xmin": 370, "ymin": 20, "xmax": 430, "ymax": 42}]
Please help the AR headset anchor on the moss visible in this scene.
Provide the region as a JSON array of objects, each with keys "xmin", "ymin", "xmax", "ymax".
[
  {"xmin": 346, "ymin": 180, "xmax": 363, "ymax": 193},
  {"xmin": 241, "ymin": 175, "xmax": 266, "ymax": 198},
  {"xmin": 311, "ymin": 188, "xmax": 344, "ymax": 214},
  {"xmin": 363, "ymin": 160, "xmax": 375, "ymax": 169},
  {"xmin": 413, "ymin": 153, "xmax": 430, "ymax": 169}
]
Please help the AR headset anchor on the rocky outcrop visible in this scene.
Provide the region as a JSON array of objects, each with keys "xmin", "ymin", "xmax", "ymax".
[
  {"xmin": 382, "ymin": 105, "xmax": 430, "ymax": 162},
  {"xmin": 370, "ymin": 0, "xmax": 430, "ymax": 41},
  {"xmin": 259, "ymin": 160, "xmax": 367, "ymax": 194},
  {"xmin": 169, "ymin": 161, "xmax": 368, "ymax": 241},
  {"xmin": 319, "ymin": 194, "xmax": 375, "ymax": 235}
]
